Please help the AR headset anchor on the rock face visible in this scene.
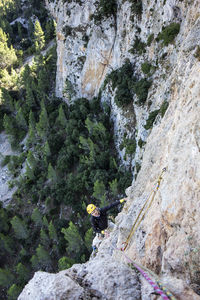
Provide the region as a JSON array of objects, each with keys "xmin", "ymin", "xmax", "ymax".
[
  {"xmin": 19, "ymin": 242, "xmax": 141, "ymax": 300},
  {"xmin": 0, "ymin": 132, "xmax": 17, "ymax": 205},
  {"xmin": 19, "ymin": 0, "xmax": 200, "ymax": 299},
  {"xmin": 45, "ymin": 0, "xmax": 200, "ymax": 172}
]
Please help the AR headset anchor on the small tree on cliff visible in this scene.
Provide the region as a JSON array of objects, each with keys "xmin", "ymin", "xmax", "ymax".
[{"xmin": 34, "ymin": 20, "xmax": 45, "ymax": 53}]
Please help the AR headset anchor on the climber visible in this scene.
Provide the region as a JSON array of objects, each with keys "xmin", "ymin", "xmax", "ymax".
[{"xmin": 87, "ymin": 199, "xmax": 126, "ymax": 238}]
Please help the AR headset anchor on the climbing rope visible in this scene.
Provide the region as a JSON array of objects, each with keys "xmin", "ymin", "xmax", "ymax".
[
  {"xmin": 122, "ymin": 167, "xmax": 167, "ymax": 251},
  {"xmin": 110, "ymin": 243, "xmax": 176, "ymax": 300},
  {"xmin": 106, "ymin": 167, "xmax": 176, "ymax": 299}
]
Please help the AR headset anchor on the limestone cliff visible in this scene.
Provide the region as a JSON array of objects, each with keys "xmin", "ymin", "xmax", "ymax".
[{"xmin": 19, "ymin": 0, "xmax": 200, "ymax": 299}]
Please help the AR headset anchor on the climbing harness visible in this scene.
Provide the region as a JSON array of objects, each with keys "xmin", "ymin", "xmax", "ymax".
[{"xmin": 122, "ymin": 167, "xmax": 167, "ymax": 251}]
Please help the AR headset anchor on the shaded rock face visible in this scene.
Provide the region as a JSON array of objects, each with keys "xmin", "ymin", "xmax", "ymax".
[
  {"xmin": 19, "ymin": 0, "xmax": 200, "ymax": 299},
  {"xmin": 19, "ymin": 254, "xmax": 141, "ymax": 300}
]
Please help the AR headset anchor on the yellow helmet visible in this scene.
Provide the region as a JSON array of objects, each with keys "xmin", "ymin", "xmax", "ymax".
[{"xmin": 87, "ymin": 204, "xmax": 96, "ymax": 214}]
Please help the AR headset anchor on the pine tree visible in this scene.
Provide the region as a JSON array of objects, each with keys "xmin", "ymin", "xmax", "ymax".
[
  {"xmin": 30, "ymin": 254, "xmax": 39, "ymax": 271},
  {"xmin": 26, "ymin": 111, "xmax": 37, "ymax": 147},
  {"xmin": 26, "ymin": 84, "xmax": 36, "ymax": 108},
  {"xmin": 25, "ymin": 151, "xmax": 37, "ymax": 179},
  {"xmin": 93, "ymin": 122, "xmax": 106, "ymax": 140},
  {"xmin": 92, "ymin": 180, "xmax": 106, "ymax": 201},
  {"xmin": 17, "ymin": 22, "xmax": 23, "ymax": 40},
  {"xmin": 85, "ymin": 117, "xmax": 95, "ymax": 135},
  {"xmin": 34, "ymin": 20, "xmax": 45, "ymax": 52},
  {"xmin": 61, "ymin": 222, "xmax": 83, "ymax": 256},
  {"xmin": 48, "ymin": 220, "xmax": 58, "ymax": 243},
  {"xmin": 84, "ymin": 228, "xmax": 93, "ymax": 252},
  {"xmin": 0, "ymin": 207, "xmax": 9, "ymax": 232},
  {"xmin": 28, "ymin": 110, "xmax": 36, "ymax": 128},
  {"xmin": 16, "ymin": 107, "xmax": 27, "ymax": 130},
  {"xmin": 45, "ymin": 19, "xmax": 56, "ymax": 42},
  {"xmin": 0, "ymin": 268, "xmax": 14, "ymax": 288},
  {"xmin": 25, "ymin": 163, "xmax": 35, "ymax": 180},
  {"xmin": 36, "ymin": 102, "xmax": 49, "ymax": 139},
  {"xmin": 27, "ymin": 150, "xmax": 37, "ymax": 169},
  {"xmin": 21, "ymin": 64, "xmax": 31, "ymax": 86},
  {"xmin": 16, "ymin": 263, "xmax": 29, "ymax": 284},
  {"xmin": 7, "ymin": 284, "xmax": 21, "ymax": 300},
  {"xmin": 42, "ymin": 215, "xmax": 49, "ymax": 227},
  {"xmin": 3, "ymin": 114, "xmax": 15, "ymax": 136},
  {"xmin": 109, "ymin": 178, "xmax": 118, "ymax": 197},
  {"xmin": 28, "ymin": 18, "xmax": 34, "ymax": 39},
  {"xmin": 1, "ymin": 88, "xmax": 15, "ymax": 112},
  {"xmin": 58, "ymin": 256, "xmax": 75, "ymax": 271},
  {"xmin": 56, "ymin": 104, "xmax": 67, "ymax": 127},
  {"xmin": 37, "ymin": 68, "xmax": 49, "ymax": 98},
  {"xmin": 0, "ymin": 233, "xmax": 14, "ymax": 254},
  {"xmin": 93, "ymin": 180, "xmax": 107, "ymax": 207},
  {"xmin": 36, "ymin": 244, "xmax": 51, "ymax": 269},
  {"xmin": 40, "ymin": 228, "xmax": 50, "ymax": 246},
  {"xmin": 10, "ymin": 216, "xmax": 29, "ymax": 239},
  {"xmin": 31, "ymin": 207, "xmax": 43, "ymax": 227},
  {"xmin": 43, "ymin": 140, "xmax": 51, "ymax": 158},
  {"xmin": 47, "ymin": 163, "xmax": 57, "ymax": 183},
  {"xmin": 0, "ymin": 28, "xmax": 17, "ymax": 69},
  {"xmin": 26, "ymin": 126, "xmax": 36, "ymax": 148}
]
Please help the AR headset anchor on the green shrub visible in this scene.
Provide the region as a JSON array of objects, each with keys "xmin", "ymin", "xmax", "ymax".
[
  {"xmin": 120, "ymin": 137, "xmax": 136, "ymax": 156},
  {"xmin": 103, "ymin": 60, "xmax": 135, "ymax": 108},
  {"xmin": 157, "ymin": 23, "xmax": 180, "ymax": 46},
  {"xmin": 141, "ymin": 62, "xmax": 152, "ymax": 75},
  {"xmin": 160, "ymin": 101, "xmax": 169, "ymax": 117},
  {"xmin": 99, "ymin": 0, "xmax": 117, "ymax": 18},
  {"xmin": 147, "ymin": 33, "xmax": 154, "ymax": 46},
  {"xmin": 130, "ymin": 0, "xmax": 143, "ymax": 16},
  {"xmin": 92, "ymin": 0, "xmax": 117, "ymax": 22},
  {"xmin": 138, "ymin": 138, "xmax": 145, "ymax": 148},
  {"xmin": 135, "ymin": 162, "xmax": 141, "ymax": 173},
  {"xmin": 133, "ymin": 79, "xmax": 152, "ymax": 105},
  {"xmin": 129, "ymin": 37, "xmax": 146, "ymax": 55},
  {"xmin": 115, "ymin": 83, "xmax": 133, "ymax": 107},
  {"xmin": 7, "ymin": 284, "xmax": 22, "ymax": 300},
  {"xmin": 63, "ymin": 25, "xmax": 72, "ymax": 37},
  {"xmin": 1, "ymin": 155, "xmax": 11, "ymax": 167},
  {"xmin": 126, "ymin": 139, "xmax": 137, "ymax": 155},
  {"xmin": 144, "ymin": 109, "xmax": 160, "ymax": 130}
]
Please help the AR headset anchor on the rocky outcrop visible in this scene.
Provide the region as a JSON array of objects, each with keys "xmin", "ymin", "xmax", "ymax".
[
  {"xmin": 0, "ymin": 132, "xmax": 17, "ymax": 205},
  {"xmin": 19, "ymin": 240, "xmax": 141, "ymax": 300},
  {"xmin": 19, "ymin": 0, "xmax": 200, "ymax": 299}
]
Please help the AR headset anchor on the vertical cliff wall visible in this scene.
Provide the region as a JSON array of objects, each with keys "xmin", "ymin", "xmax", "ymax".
[
  {"xmin": 45, "ymin": 0, "xmax": 200, "ymax": 174},
  {"xmin": 19, "ymin": 0, "xmax": 200, "ymax": 299}
]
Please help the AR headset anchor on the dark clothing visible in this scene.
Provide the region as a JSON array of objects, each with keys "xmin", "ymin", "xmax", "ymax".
[{"xmin": 91, "ymin": 200, "xmax": 120, "ymax": 233}]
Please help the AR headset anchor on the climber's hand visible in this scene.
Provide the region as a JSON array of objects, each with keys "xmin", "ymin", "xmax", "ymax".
[{"xmin": 120, "ymin": 198, "xmax": 126, "ymax": 203}]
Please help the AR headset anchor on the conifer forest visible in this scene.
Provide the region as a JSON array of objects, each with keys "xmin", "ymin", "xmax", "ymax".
[{"xmin": 0, "ymin": 1, "xmax": 132, "ymax": 299}]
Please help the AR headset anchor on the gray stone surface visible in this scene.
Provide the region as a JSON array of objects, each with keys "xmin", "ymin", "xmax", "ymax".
[{"xmin": 0, "ymin": 132, "xmax": 17, "ymax": 205}]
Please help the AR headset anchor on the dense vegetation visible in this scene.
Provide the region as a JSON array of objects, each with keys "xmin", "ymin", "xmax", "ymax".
[
  {"xmin": 157, "ymin": 23, "xmax": 180, "ymax": 46},
  {"xmin": 0, "ymin": 1, "xmax": 132, "ymax": 299},
  {"xmin": 103, "ymin": 60, "xmax": 152, "ymax": 107}
]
